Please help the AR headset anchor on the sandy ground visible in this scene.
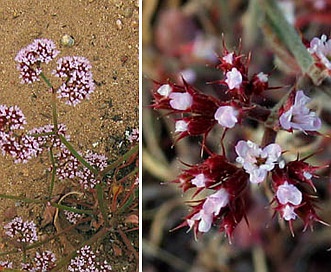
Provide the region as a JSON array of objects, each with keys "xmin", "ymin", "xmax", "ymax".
[{"xmin": 0, "ymin": 0, "xmax": 138, "ymax": 270}]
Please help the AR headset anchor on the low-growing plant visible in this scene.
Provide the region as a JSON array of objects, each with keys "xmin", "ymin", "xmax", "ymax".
[{"xmin": 0, "ymin": 38, "xmax": 138, "ymax": 271}]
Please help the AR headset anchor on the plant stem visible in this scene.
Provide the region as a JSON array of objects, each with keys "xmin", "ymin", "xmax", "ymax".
[
  {"xmin": 51, "ymin": 91, "xmax": 59, "ymax": 133},
  {"xmin": 0, "ymin": 194, "xmax": 44, "ymax": 204},
  {"xmin": 96, "ymin": 184, "xmax": 110, "ymax": 227},
  {"xmin": 0, "ymin": 194, "xmax": 94, "ymax": 215},
  {"xmin": 40, "ymin": 72, "xmax": 53, "ymax": 89},
  {"xmin": 98, "ymin": 144, "xmax": 138, "ymax": 178},
  {"xmin": 59, "ymin": 135, "xmax": 98, "ymax": 175},
  {"xmin": 259, "ymin": 0, "xmax": 327, "ymax": 85},
  {"xmin": 40, "ymin": 71, "xmax": 58, "ymax": 132},
  {"xmin": 48, "ymin": 148, "xmax": 56, "ymax": 199},
  {"xmin": 117, "ymin": 228, "xmax": 138, "ymax": 261}
]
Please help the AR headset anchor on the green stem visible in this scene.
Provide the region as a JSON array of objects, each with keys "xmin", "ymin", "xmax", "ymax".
[
  {"xmin": 49, "ymin": 148, "xmax": 56, "ymax": 199},
  {"xmin": 260, "ymin": 0, "xmax": 327, "ymax": 85},
  {"xmin": 40, "ymin": 72, "xmax": 53, "ymax": 89},
  {"xmin": 40, "ymin": 71, "xmax": 58, "ymax": 132},
  {"xmin": 59, "ymin": 135, "xmax": 98, "ymax": 175},
  {"xmin": 98, "ymin": 144, "xmax": 138, "ymax": 178},
  {"xmin": 52, "ymin": 92, "xmax": 59, "ymax": 133},
  {"xmin": 0, "ymin": 194, "xmax": 94, "ymax": 215},
  {"xmin": 96, "ymin": 184, "xmax": 110, "ymax": 227},
  {"xmin": 260, "ymin": 0, "xmax": 313, "ymax": 71},
  {"xmin": 22, "ymin": 245, "xmax": 27, "ymax": 264},
  {"xmin": 0, "ymin": 194, "xmax": 44, "ymax": 204}
]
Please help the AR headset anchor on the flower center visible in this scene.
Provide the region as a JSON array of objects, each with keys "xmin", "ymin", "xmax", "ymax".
[{"xmin": 256, "ymin": 156, "xmax": 267, "ymax": 166}]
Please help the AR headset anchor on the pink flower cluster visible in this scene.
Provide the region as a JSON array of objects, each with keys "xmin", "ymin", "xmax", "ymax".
[
  {"xmin": 0, "ymin": 107, "xmax": 69, "ymax": 163},
  {"xmin": 53, "ymin": 56, "xmax": 95, "ymax": 106},
  {"xmin": 64, "ymin": 210, "xmax": 83, "ymax": 225},
  {"xmin": 0, "ymin": 102, "xmax": 108, "ymax": 188},
  {"xmin": 0, "ymin": 261, "xmax": 13, "ymax": 269},
  {"xmin": 21, "ymin": 250, "xmax": 57, "ymax": 271},
  {"xmin": 174, "ymin": 154, "xmax": 249, "ymax": 239},
  {"xmin": 151, "ymin": 40, "xmax": 326, "ymax": 240},
  {"xmin": 77, "ymin": 151, "xmax": 108, "ymax": 189},
  {"xmin": 15, "ymin": 38, "xmax": 59, "ymax": 84},
  {"xmin": 2, "ymin": 217, "xmax": 57, "ymax": 271},
  {"xmin": 55, "ymin": 149, "xmax": 108, "ymax": 189},
  {"xmin": 272, "ymin": 159, "xmax": 326, "ymax": 234},
  {"xmin": 125, "ymin": 128, "xmax": 139, "ymax": 143},
  {"xmin": 15, "ymin": 39, "xmax": 95, "ymax": 106},
  {"xmin": 68, "ymin": 245, "xmax": 112, "ymax": 272},
  {"xmin": 4, "ymin": 217, "xmax": 38, "ymax": 244}
]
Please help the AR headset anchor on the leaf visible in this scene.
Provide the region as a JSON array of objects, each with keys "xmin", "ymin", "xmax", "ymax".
[
  {"xmin": 112, "ymin": 243, "xmax": 123, "ymax": 256},
  {"xmin": 41, "ymin": 203, "xmax": 57, "ymax": 227}
]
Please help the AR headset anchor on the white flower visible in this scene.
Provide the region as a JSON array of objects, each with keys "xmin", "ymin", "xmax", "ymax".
[
  {"xmin": 311, "ymin": 0, "xmax": 326, "ymax": 10},
  {"xmin": 225, "ymin": 68, "xmax": 242, "ymax": 89},
  {"xmin": 191, "ymin": 173, "xmax": 207, "ymax": 187},
  {"xmin": 169, "ymin": 92, "xmax": 193, "ymax": 110},
  {"xmin": 179, "ymin": 69, "xmax": 196, "ymax": 84},
  {"xmin": 175, "ymin": 120, "xmax": 188, "ymax": 132},
  {"xmin": 308, "ymin": 34, "xmax": 331, "ymax": 70},
  {"xmin": 214, "ymin": 106, "xmax": 238, "ymax": 128},
  {"xmin": 282, "ymin": 205, "xmax": 297, "ymax": 221},
  {"xmin": 192, "ymin": 34, "xmax": 218, "ymax": 62},
  {"xmin": 235, "ymin": 140, "xmax": 282, "ymax": 183},
  {"xmin": 257, "ymin": 72, "xmax": 268, "ymax": 83},
  {"xmin": 188, "ymin": 209, "xmax": 213, "ymax": 233},
  {"xmin": 276, "ymin": 182, "xmax": 302, "ymax": 205},
  {"xmin": 187, "ymin": 188, "xmax": 229, "ymax": 233},
  {"xmin": 279, "ymin": 90, "xmax": 321, "ymax": 133},
  {"xmin": 222, "ymin": 52, "xmax": 234, "ymax": 64},
  {"xmin": 156, "ymin": 84, "xmax": 172, "ymax": 97},
  {"xmin": 303, "ymin": 171, "xmax": 312, "ymax": 180},
  {"xmin": 202, "ymin": 188, "xmax": 229, "ymax": 215}
]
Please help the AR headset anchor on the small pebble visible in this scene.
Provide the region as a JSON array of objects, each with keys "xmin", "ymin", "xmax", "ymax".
[
  {"xmin": 116, "ymin": 19, "xmax": 123, "ymax": 30},
  {"xmin": 60, "ymin": 34, "xmax": 75, "ymax": 47},
  {"xmin": 131, "ymin": 20, "xmax": 138, "ymax": 31}
]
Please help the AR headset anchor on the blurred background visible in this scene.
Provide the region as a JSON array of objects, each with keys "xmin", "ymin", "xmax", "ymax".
[{"xmin": 142, "ymin": 0, "xmax": 331, "ymax": 271}]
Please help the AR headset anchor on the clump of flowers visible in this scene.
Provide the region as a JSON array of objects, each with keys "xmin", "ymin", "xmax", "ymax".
[
  {"xmin": 0, "ymin": 38, "xmax": 138, "ymax": 270},
  {"xmin": 76, "ymin": 151, "xmax": 108, "ymax": 189},
  {"xmin": 21, "ymin": 250, "xmax": 57, "ymax": 271},
  {"xmin": 53, "ymin": 56, "xmax": 95, "ymax": 106},
  {"xmin": 151, "ymin": 38, "xmax": 327, "ymax": 241},
  {"xmin": 64, "ymin": 210, "xmax": 84, "ymax": 225},
  {"xmin": 4, "ymin": 217, "xmax": 38, "ymax": 244},
  {"xmin": 67, "ymin": 245, "xmax": 112, "ymax": 272},
  {"xmin": 15, "ymin": 39, "xmax": 95, "ymax": 106},
  {"xmin": 15, "ymin": 38, "xmax": 59, "ymax": 84},
  {"xmin": 0, "ymin": 260, "xmax": 13, "ymax": 269},
  {"xmin": 308, "ymin": 34, "xmax": 331, "ymax": 72},
  {"xmin": 1, "ymin": 220, "xmax": 57, "ymax": 270},
  {"xmin": 126, "ymin": 128, "xmax": 139, "ymax": 143}
]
